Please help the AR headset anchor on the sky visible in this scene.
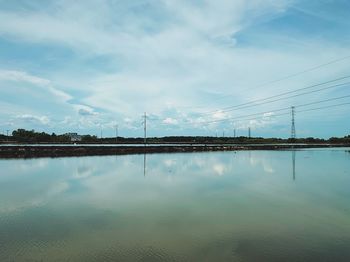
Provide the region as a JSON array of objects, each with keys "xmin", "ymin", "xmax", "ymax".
[{"xmin": 0, "ymin": 0, "xmax": 349, "ymax": 138}]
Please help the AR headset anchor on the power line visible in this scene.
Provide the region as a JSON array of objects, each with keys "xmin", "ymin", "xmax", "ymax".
[
  {"xmin": 204, "ymin": 106, "xmax": 290, "ymax": 124},
  {"xmin": 205, "ymin": 102, "xmax": 350, "ymax": 126},
  {"xmin": 201, "ymin": 93, "xmax": 350, "ymax": 124},
  {"xmin": 253, "ymin": 55, "xmax": 350, "ymax": 89},
  {"xmin": 181, "ymin": 54, "xmax": 350, "ymax": 110},
  {"xmin": 297, "ymin": 94, "xmax": 350, "ymax": 108},
  {"xmin": 159, "ymin": 95, "xmax": 347, "ymax": 128},
  {"xmin": 239, "ymin": 102, "xmax": 350, "ymax": 123},
  {"xmin": 158, "ymin": 99, "xmax": 350, "ymax": 132},
  {"xmin": 219, "ymin": 81, "xmax": 350, "ymax": 114},
  {"xmin": 197, "ymin": 112, "xmax": 291, "ymax": 126},
  {"xmin": 200, "ymin": 76, "xmax": 350, "ymax": 115},
  {"xmin": 298, "ymin": 102, "xmax": 350, "ymax": 114},
  {"xmin": 208, "ymin": 101, "xmax": 350, "ymax": 140}
]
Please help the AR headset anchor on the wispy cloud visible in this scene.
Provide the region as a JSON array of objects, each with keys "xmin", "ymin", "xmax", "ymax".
[
  {"xmin": 16, "ymin": 114, "xmax": 50, "ymax": 126},
  {"xmin": 0, "ymin": 70, "xmax": 71, "ymax": 102}
]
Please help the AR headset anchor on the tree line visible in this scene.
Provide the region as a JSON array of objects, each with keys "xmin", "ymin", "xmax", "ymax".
[{"xmin": 0, "ymin": 128, "xmax": 349, "ymax": 144}]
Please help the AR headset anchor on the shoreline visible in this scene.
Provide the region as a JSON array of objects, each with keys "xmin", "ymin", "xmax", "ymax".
[{"xmin": 0, "ymin": 144, "xmax": 349, "ymax": 159}]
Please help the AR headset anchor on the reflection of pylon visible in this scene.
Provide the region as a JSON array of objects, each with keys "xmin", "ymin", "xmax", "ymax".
[
  {"xmin": 143, "ymin": 153, "xmax": 146, "ymax": 177},
  {"xmin": 291, "ymin": 106, "xmax": 296, "ymax": 139},
  {"xmin": 292, "ymin": 150, "xmax": 296, "ymax": 181}
]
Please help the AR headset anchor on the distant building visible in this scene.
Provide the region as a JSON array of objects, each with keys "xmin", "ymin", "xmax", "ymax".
[{"xmin": 65, "ymin": 133, "xmax": 82, "ymax": 142}]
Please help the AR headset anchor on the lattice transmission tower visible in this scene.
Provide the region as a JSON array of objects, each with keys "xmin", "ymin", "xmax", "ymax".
[{"xmin": 291, "ymin": 106, "xmax": 296, "ymax": 139}]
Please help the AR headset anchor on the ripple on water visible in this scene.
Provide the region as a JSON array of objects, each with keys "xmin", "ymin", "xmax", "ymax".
[{"xmin": 83, "ymin": 244, "xmax": 189, "ymax": 262}]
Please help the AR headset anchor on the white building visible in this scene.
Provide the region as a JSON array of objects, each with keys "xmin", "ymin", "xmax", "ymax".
[{"xmin": 65, "ymin": 133, "xmax": 82, "ymax": 142}]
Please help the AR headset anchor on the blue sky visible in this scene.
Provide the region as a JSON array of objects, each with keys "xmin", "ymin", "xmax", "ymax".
[{"xmin": 0, "ymin": 0, "xmax": 349, "ymax": 138}]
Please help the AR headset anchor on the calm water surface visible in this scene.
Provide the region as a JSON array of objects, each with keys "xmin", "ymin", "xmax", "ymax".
[{"xmin": 0, "ymin": 149, "xmax": 350, "ymax": 261}]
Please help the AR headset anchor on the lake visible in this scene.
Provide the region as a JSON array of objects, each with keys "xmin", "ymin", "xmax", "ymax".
[{"xmin": 1, "ymin": 148, "xmax": 350, "ymax": 261}]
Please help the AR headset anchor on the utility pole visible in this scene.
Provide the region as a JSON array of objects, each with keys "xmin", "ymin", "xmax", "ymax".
[
  {"xmin": 291, "ymin": 106, "xmax": 296, "ymax": 139},
  {"xmin": 100, "ymin": 128, "xmax": 103, "ymax": 140},
  {"xmin": 115, "ymin": 124, "xmax": 118, "ymax": 144},
  {"xmin": 143, "ymin": 112, "xmax": 147, "ymax": 146}
]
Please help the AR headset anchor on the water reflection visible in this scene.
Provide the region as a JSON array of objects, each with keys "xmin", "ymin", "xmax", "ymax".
[
  {"xmin": 292, "ymin": 150, "xmax": 296, "ymax": 181},
  {"xmin": 143, "ymin": 153, "xmax": 146, "ymax": 177},
  {"xmin": 1, "ymin": 149, "xmax": 350, "ymax": 261}
]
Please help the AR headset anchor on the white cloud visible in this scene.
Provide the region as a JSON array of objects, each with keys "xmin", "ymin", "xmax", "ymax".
[
  {"xmin": 16, "ymin": 114, "xmax": 50, "ymax": 125},
  {"xmin": 263, "ymin": 112, "xmax": 275, "ymax": 117},
  {"xmin": 76, "ymin": 105, "xmax": 98, "ymax": 116},
  {"xmin": 163, "ymin": 117, "xmax": 178, "ymax": 125},
  {"xmin": 0, "ymin": 70, "xmax": 72, "ymax": 102},
  {"xmin": 212, "ymin": 110, "xmax": 229, "ymax": 120},
  {"xmin": 0, "ymin": 70, "xmax": 50, "ymax": 85}
]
